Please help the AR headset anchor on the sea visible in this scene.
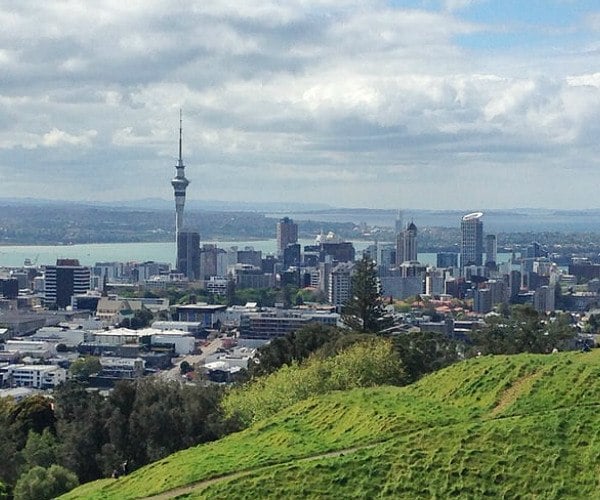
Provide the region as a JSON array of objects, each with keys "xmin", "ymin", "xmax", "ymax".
[{"xmin": 0, "ymin": 239, "xmax": 511, "ymax": 268}]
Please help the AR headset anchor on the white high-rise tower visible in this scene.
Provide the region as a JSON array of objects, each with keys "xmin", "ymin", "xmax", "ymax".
[{"xmin": 171, "ymin": 110, "xmax": 190, "ymax": 243}]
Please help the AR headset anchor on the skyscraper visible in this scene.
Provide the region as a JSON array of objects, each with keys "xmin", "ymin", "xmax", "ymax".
[
  {"xmin": 394, "ymin": 210, "xmax": 404, "ymax": 235},
  {"xmin": 395, "ymin": 211, "xmax": 404, "ymax": 266},
  {"xmin": 44, "ymin": 259, "xmax": 91, "ymax": 308},
  {"xmin": 177, "ymin": 231, "xmax": 200, "ymax": 280},
  {"xmin": 461, "ymin": 212, "xmax": 483, "ymax": 268},
  {"xmin": 485, "ymin": 234, "xmax": 497, "ymax": 265},
  {"xmin": 403, "ymin": 222, "xmax": 418, "ymax": 262},
  {"xmin": 277, "ymin": 217, "xmax": 298, "ymax": 255},
  {"xmin": 171, "ymin": 110, "xmax": 190, "ymax": 262}
]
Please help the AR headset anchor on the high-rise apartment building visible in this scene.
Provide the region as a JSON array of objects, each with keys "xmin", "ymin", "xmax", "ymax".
[
  {"xmin": 328, "ymin": 262, "xmax": 354, "ymax": 311},
  {"xmin": 44, "ymin": 259, "xmax": 91, "ymax": 308},
  {"xmin": 461, "ymin": 212, "xmax": 484, "ymax": 268},
  {"xmin": 277, "ymin": 217, "xmax": 298, "ymax": 255}
]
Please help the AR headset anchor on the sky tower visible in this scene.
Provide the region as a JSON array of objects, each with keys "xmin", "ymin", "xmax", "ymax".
[{"xmin": 171, "ymin": 110, "xmax": 189, "ymax": 240}]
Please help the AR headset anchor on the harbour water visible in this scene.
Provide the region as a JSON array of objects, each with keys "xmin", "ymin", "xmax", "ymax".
[{"xmin": 0, "ymin": 239, "xmax": 510, "ymax": 268}]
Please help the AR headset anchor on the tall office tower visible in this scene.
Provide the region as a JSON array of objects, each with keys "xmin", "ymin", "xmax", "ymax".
[
  {"xmin": 403, "ymin": 222, "xmax": 418, "ymax": 262},
  {"xmin": 395, "ymin": 232, "xmax": 404, "ymax": 266},
  {"xmin": 277, "ymin": 217, "xmax": 298, "ymax": 255},
  {"xmin": 485, "ymin": 234, "xmax": 497, "ymax": 265},
  {"xmin": 177, "ymin": 231, "xmax": 200, "ymax": 280},
  {"xmin": 395, "ymin": 211, "xmax": 404, "ymax": 266},
  {"xmin": 44, "ymin": 259, "xmax": 91, "ymax": 308},
  {"xmin": 395, "ymin": 210, "xmax": 404, "ymax": 235},
  {"xmin": 461, "ymin": 212, "xmax": 484, "ymax": 268},
  {"xmin": 171, "ymin": 110, "xmax": 190, "ymax": 262}
]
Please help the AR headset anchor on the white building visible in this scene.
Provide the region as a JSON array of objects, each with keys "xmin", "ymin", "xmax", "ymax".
[
  {"xmin": 328, "ymin": 262, "xmax": 354, "ymax": 311},
  {"xmin": 0, "ymin": 364, "xmax": 67, "ymax": 389},
  {"xmin": 99, "ymin": 357, "xmax": 145, "ymax": 378},
  {"xmin": 4, "ymin": 340, "xmax": 55, "ymax": 359},
  {"xmin": 151, "ymin": 333, "xmax": 196, "ymax": 355},
  {"xmin": 206, "ymin": 277, "xmax": 228, "ymax": 295}
]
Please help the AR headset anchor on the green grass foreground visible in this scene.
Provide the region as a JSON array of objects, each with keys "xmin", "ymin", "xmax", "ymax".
[{"xmin": 62, "ymin": 350, "xmax": 600, "ymax": 499}]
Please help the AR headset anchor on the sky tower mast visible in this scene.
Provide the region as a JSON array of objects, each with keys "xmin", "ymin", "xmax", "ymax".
[{"xmin": 171, "ymin": 109, "xmax": 189, "ymax": 242}]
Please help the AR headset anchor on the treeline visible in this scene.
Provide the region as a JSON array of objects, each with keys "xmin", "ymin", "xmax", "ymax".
[{"xmin": 0, "ymin": 381, "xmax": 241, "ymax": 499}]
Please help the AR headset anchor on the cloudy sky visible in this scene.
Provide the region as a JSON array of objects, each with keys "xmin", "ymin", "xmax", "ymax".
[{"xmin": 1, "ymin": 0, "xmax": 599, "ymax": 209}]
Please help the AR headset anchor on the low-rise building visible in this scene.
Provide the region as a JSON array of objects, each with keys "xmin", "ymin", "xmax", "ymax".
[
  {"xmin": 98, "ymin": 357, "xmax": 145, "ymax": 379},
  {"xmin": 4, "ymin": 340, "xmax": 55, "ymax": 359},
  {"xmin": 240, "ymin": 308, "xmax": 339, "ymax": 340},
  {"xmin": 0, "ymin": 364, "xmax": 68, "ymax": 389}
]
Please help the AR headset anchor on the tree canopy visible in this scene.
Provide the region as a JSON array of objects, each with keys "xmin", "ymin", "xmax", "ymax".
[{"xmin": 342, "ymin": 255, "xmax": 390, "ymax": 333}]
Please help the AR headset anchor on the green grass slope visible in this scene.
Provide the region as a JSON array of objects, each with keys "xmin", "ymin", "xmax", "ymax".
[{"xmin": 63, "ymin": 350, "xmax": 600, "ymax": 499}]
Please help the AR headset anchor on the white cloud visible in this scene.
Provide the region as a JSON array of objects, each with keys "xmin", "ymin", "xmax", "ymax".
[
  {"xmin": 0, "ymin": 1, "xmax": 598, "ymax": 208},
  {"xmin": 42, "ymin": 128, "xmax": 97, "ymax": 147},
  {"xmin": 444, "ymin": 0, "xmax": 483, "ymax": 12}
]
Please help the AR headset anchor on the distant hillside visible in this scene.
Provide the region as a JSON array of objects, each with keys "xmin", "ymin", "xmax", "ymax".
[{"xmin": 62, "ymin": 350, "xmax": 600, "ymax": 499}]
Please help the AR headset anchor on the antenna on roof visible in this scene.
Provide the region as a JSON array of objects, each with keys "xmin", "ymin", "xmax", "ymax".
[{"xmin": 178, "ymin": 109, "xmax": 183, "ymax": 166}]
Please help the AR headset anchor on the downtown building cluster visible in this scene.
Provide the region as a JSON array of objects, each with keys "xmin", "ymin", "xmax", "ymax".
[{"xmin": 2, "ymin": 118, "xmax": 599, "ymax": 395}]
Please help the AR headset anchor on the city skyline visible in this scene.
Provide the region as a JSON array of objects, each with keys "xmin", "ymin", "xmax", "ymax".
[{"xmin": 1, "ymin": 1, "xmax": 599, "ymax": 209}]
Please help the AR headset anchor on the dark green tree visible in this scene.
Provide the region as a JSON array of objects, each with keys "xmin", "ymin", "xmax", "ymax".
[
  {"xmin": 342, "ymin": 255, "xmax": 390, "ymax": 333},
  {"xmin": 69, "ymin": 356, "xmax": 102, "ymax": 380},
  {"xmin": 21, "ymin": 429, "xmax": 58, "ymax": 470},
  {"xmin": 248, "ymin": 324, "xmax": 345, "ymax": 377},
  {"xmin": 8, "ymin": 396, "xmax": 56, "ymax": 449},
  {"xmin": 53, "ymin": 382, "xmax": 107, "ymax": 482},
  {"xmin": 0, "ymin": 481, "xmax": 7, "ymax": 500},
  {"xmin": 180, "ymin": 360, "xmax": 193, "ymax": 375},
  {"xmin": 127, "ymin": 308, "xmax": 154, "ymax": 329},
  {"xmin": 392, "ymin": 331, "xmax": 461, "ymax": 382},
  {"xmin": 13, "ymin": 465, "xmax": 78, "ymax": 500},
  {"xmin": 471, "ymin": 305, "xmax": 575, "ymax": 355}
]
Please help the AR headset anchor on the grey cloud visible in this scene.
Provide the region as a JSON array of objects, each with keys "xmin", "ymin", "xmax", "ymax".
[{"xmin": 0, "ymin": 1, "xmax": 599, "ymax": 209}]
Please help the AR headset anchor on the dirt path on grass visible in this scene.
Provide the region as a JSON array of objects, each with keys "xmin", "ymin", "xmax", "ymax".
[
  {"xmin": 489, "ymin": 370, "xmax": 543, "ymax": 417},
  {"xmin": 143, "ymin": 444, "xmax": 379, "ymax": 499}
]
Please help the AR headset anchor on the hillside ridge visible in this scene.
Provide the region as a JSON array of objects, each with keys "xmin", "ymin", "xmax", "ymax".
[{"xmin": 62, "ymin": 350, "xmax": 600, "ymax": 499}]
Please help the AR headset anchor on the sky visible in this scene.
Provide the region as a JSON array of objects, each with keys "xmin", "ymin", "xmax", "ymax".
[{"xmin": 0, "ymin": 0, "xmax": 599, "ymax": 210}]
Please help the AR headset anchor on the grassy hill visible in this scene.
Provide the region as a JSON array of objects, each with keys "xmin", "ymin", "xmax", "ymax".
[{"xmin": 62, "ymin": 350, "xmax": 600, "ymax": 499}]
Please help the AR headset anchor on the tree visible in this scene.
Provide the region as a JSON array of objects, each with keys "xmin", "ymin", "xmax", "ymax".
[
  {"xmin": 471, "ymin": 305, "xmax": 575, "ymax": 355},
  {"xmin": 69, "ymin": 356, "xmax": 102, "ymax": 380},
  {"xmin": 53, "ymin": 383, "xmax": 107, "ymax": 482},
  {"xmin": 8, "ymin": 396, "xmax": 56, "ymax": 448},
  {"xmin": 392, "ymin": 331, "xmax": 461, "ymax": 383},
  {"xmin": 120, "ymin": 308, "xmax": 154, "ymax": 329},
  {"xmin": 342, "ymin": 255, "xmax": 391, "ymax": 333},
  {"xmin": 21, "ymin": 429, "xmax": 58, "ymax": 470},
  {"xmin": 13, "ymin": 465, "xmax": 78, "ymax": 500},
  {"xmin": 180, "ymin": 361, "xmax": 193, "ymax": 375},
  {"xmin": 248, "ymin": 324, "xmax": 345, "ymax": 377}
]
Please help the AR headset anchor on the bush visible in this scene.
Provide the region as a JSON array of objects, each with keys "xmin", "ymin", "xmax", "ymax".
[{"xmin": 223, "ymin": 338, "xmax": 405, "ymax": 424}]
